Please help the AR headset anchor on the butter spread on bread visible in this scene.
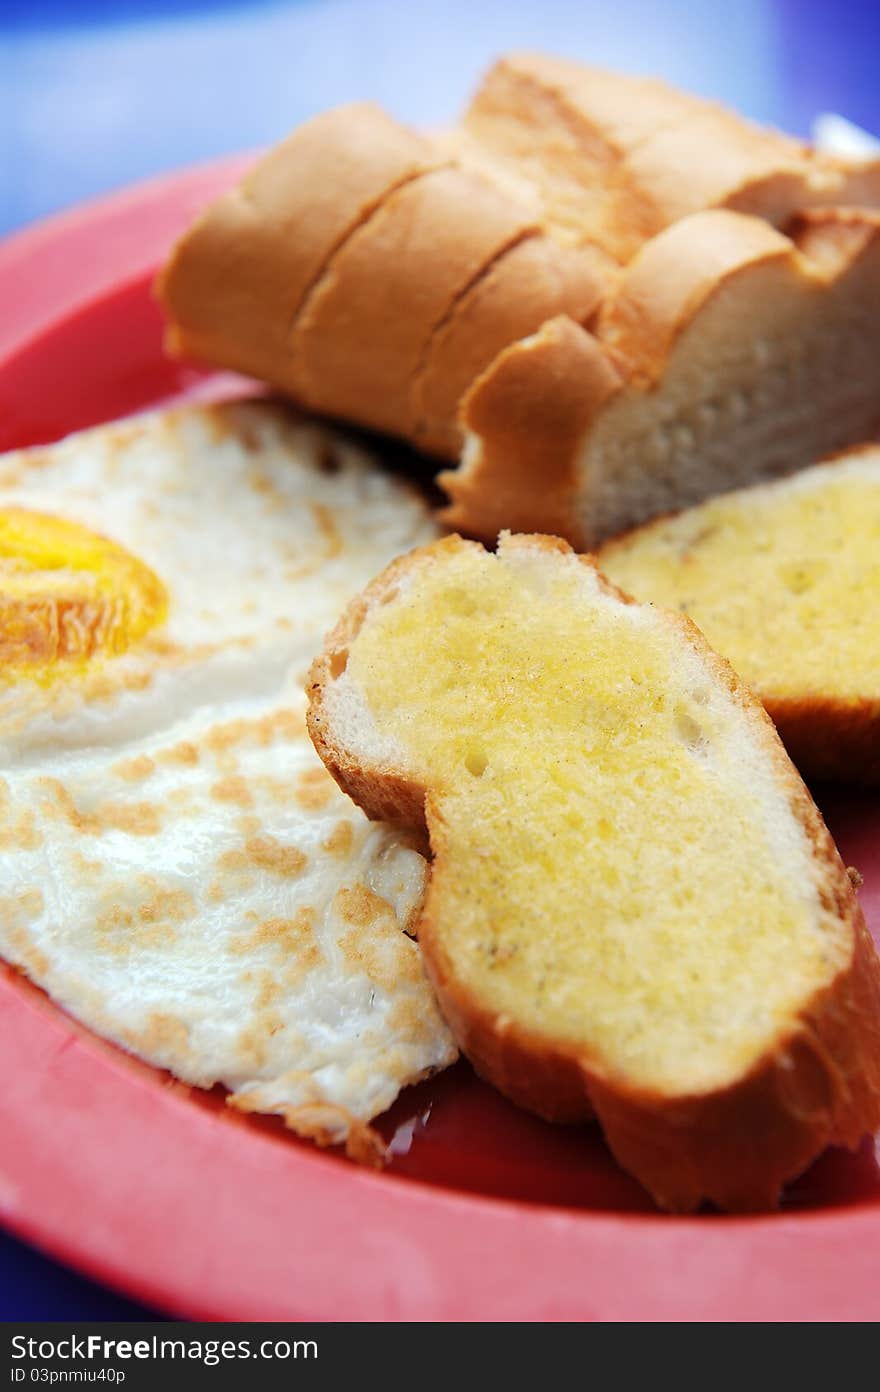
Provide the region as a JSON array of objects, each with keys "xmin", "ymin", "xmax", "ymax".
[
  {"xmin": 598, "ymin": 445, "xmax": 880, "ymax": 785},
  {"xmin": 307, "ymin": 533, "xmax": 880, "ymax": 1211}
]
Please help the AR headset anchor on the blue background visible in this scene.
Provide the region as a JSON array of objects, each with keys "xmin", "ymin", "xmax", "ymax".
[
  {"xmin": 1, "ymin": 0, "xmax": 879, "ymax": 1318},
  {"xmin": 3, "ymin": 0, "xmax": 880, "ymax": 237}
]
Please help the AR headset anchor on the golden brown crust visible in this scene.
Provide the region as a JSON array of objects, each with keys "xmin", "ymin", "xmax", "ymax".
[
  {"xmin": 462, "ymin": 55, "xmax": 670, "ymax": 261},
  {"xmin": 158, "ymin": 66, "xmax": 880, "ymax": 477},
  {"xmin": 306, "ymin": 533, "xmax": 880, "ymax": 1212},
  {"xmin": 287, "ymin": 166, "xmax": 538, "ymax": 443},
  {"xmin": 787, "ymin": 205, "xmax": 880, "ymax": 270},
  {"xmin": 410, "ymin": 233, "xmax": 607, "ymax": 457},
  {"xmin": 465, "ymin": 53, "xmax": 880, "ymax": 259},
  {"xmin": 441, "ymin": 317, "xmax": 624, "ymax": 546},
  {"xmin": 157, "ymin": 102, "xmax": 614, "ymax": 459},
  {"xmin": 156, "ymin": 104, "xmax": 447, "ymax": 389},
  {"xmin": 445, "ymin": 211, "xmax": 788, "ymax": 544},
  {"xmin": 157, "ymin": 65, "xmax": 880, "ymax": 540},
  {"xmin": 484, "ymin": 53, "xmax": 708, "ymax": 155}
]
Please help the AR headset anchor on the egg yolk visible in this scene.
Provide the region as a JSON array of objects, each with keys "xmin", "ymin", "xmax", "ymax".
[{"xmin": 0, "ymin": 508, "xmax": 167, "ymax": 678}]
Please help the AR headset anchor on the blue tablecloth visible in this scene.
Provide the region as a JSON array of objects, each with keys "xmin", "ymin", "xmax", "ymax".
[{"xmin": 1, "ymin": 0, "xmax": 878, "ymax": 1319}]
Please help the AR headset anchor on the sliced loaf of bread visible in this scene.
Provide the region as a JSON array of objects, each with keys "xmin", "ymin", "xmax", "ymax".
[
  {"xmin": 307, "ymin": 532, "xmax": 880, "ymax": 1211},
  {"xmin": 446, "ymin": 209, "xmax": 880, "ymax": 547},
  {"xmin": 158, "ymin": 61, "xmax": 880, "ymax": 536},
  {"xmin": 160, "ymin": 121, "xmax": 880, "ymax": 541},
  {"xmin": 157, "ymin": 103, "xmax": 606, "ymax": 460},
  {"xmin": 598, "ymin": 445, "xmax": 880, "ymax": 785}
]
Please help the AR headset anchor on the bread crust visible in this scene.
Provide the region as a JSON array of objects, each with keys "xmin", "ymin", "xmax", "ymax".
[
  {"xmin": 465, "ymin": 53, "xmax": 880, "ymax": 258},
  {"xmin": 286, "ymin": 166, "xmax": 539, "ymax": 441},
  {"xmin": 158, "ymin": 104, "xmax": 609, "ymax": 459},
  {"xmin": 440, "ymin": 316, "xmax": 624, "ymax": 543},
  {"xmin": 157, "ymin": 104, "xmax": 448, "ymax": 389},
  {"xmin": 788, "ymin": 205, "xmax": 880, "ymax": 270},
  {"xmin": 462, "ymin": 55, "xmax": 670, "ymax": 261},
  {"xmin": 449, "ymin": 211, "xmax": 792, "ymax": 547},
  {"xmin": 307, "ymin": 534, "xmax": 880, "ymax": 1212},
  {"xmin": 410, "ymin": 233, "xmax": 606, "ymax": 457}
]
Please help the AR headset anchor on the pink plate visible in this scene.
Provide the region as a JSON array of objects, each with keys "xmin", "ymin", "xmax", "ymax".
[{"xmin": 1, "ymin": 162, "xmax": 879, "ymax": 1321}]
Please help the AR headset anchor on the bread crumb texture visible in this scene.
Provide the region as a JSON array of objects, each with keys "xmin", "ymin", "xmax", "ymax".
[{"xmin": 600, "ymin": 448, "xmax": 880, "ymax": 702}]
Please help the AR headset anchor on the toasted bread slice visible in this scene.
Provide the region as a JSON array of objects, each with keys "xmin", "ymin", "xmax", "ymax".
[
  {"xmin": 307, "ymin": 533, "xmax": 880, "ymax": 1212},
  {"xmin": 598, "ymin": 445, "xmax": 880, "ymax": 786},
  {"xmin": 446, "ymin": 209, "xmax": 880, "ymax": 547},
  {"xmin": 464, "ymin": 54, "xmax": 880, "ymax": 261}
]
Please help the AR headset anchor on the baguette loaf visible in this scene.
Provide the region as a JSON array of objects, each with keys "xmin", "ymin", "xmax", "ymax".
[
  {"xmin": 307, "ymin": 533, "xmax": 880, "ymax": 1211},
  {"xmin": 446, "ymin": 208, "xmax": 880, "ymax": 547},
  {"xmin": 157, "ymin": 57, "xmax": 880, "ymax": 522},
  {"xmin": 598, "ymin": 445, "xmax": 880, "ymax": 785}
]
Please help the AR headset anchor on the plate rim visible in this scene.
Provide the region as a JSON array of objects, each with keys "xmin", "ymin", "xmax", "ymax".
[{"xmin": 1, "ymin": 163, "xmax": 879, "ymax": 1322}]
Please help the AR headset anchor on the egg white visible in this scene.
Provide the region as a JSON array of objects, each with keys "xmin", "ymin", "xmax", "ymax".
[{"xmin": 0, "ymin": 402, "xmax": 456, "ymax": 1155}]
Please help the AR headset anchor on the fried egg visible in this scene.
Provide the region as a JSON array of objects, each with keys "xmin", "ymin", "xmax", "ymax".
[{"xmin": 0, "ymin": 402, "xmax": 456, "ymax": 1159}]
